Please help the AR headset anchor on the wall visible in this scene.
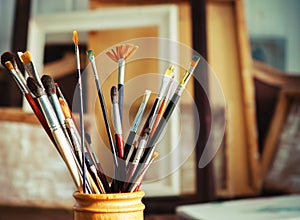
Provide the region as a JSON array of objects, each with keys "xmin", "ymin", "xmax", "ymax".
[{"xmin": 244, "ymin": 0, "xmax": 300, "ymax": 73}]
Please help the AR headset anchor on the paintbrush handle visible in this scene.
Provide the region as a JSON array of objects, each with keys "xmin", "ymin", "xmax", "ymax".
[
  {"xmin": 52, "ymin": 128, "xmax": 83, "ymax": 191},
  {"xmin": 150, "ymin": 99, "xmax": 168, "ymax": 138},
  {"xmin": 147, "ymin": 93, "xmax": 180, "ymax": 152},
  {"xmin": 124, "ymin": 93, "xmax": 180, "ymax": 192},
  {"xmin": 118, "ymin": 84, "xmax": 124, "ymax": 123},
  {"xmin": 115, "ymin": 134, "xmax": 124, "ymax": 159},
  {"xmin": 96, "ymin": 89, "xmax": 119, "ymax": 168},
  {"xmin": 25, "ymin": 94, "xmax": 56, "ymax": 146},
  {"xmin": 124, "ymin": 131, "xmax": 136, "ymax": 160}
]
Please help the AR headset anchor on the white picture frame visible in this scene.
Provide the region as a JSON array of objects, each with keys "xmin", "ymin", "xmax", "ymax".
[{"xmin": 26, "ymin": 5, "xmax": 181, "ymax": 197}]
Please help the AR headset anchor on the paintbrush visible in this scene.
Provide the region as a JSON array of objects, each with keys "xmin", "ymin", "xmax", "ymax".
[
  {"xmin": 111, "ymin": 86, "xmax": 124, "ymax": 159},
  {"xmin": 86, "ymin": 49, "xmax": 118, "ymax": 168},
  {"xmin": 106, "ymin": 44, "xmax": 138, "ymax": 122},
  {"xmin": 1, "ymin": 52, "xmax": 57, "ymax": 147},
  {"xmin": 41, "ymin": 75, "xmax": 68, "ymax": 128},
  {"xmin": 19, "ymin": 51, "xmax": 42, "ymax": 86},
  {"xmin": 1, "ymin": 52, "xmax": 27, "ymax": 88},
  {"xmin": 27, "ymin": 76, "xmax": 88, "ymax": 193},
  {"xmin": 124, "ymin": 90, "xmax": 151, "ymax": 164},
  {"xmin": 138, "ymin": 65, "xmax": 175, "ymax": 140},
  {"xmin": 144, "ymin": 55, "xmax": 200, "ymax": 160},
  {"xmin": 73, "ymin": 30, "xmax": 87, "ymax": 193},
  {"xmin": 124, "ymin": 56, "xmax": 200, "ymax": 192},
  {"xmin": 150, "ymin": 75, "xmax": 175, "ymax": 137}
]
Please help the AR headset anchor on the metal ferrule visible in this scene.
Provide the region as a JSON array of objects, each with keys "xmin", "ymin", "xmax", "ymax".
[
  {"xmin": 10, "ymin": 69, "xmax": 29, "ymax": 94},
  {"xmin": 132, "ymin": 137, "xmax": 148, "ymax": 165},
  {"xmin": 50, "ymin": 94, "xmax": 66, "ymax": 126},
  {"xmin": 118, "ymin": 58, "xmax": 125, "ymax": 85},
  {"xmin": 158, "ymin": 75, "xmax": 171, "ymax": 99},
  {"xmin": 38, "ymin": 95, "xmax": 61, "ymax": 130},
  {"xmin": 131, "ymin": 102, "xmax": 146, "ymax": 132},
  {"xmin": 75, "ymin": 46, "xmax": 80, "ymax": 70}
]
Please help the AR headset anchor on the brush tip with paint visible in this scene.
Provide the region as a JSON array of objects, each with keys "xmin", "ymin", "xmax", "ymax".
[
  {"xmin": 1, "ymin": 51, "xmax": 16, "ymax": 68},
  {"xmin": 27, "ymin": 76, "xmax": 44, "ymax": 98},
  {"xmin": 72, "ymin": 31, "xmax": 78, "ymax": 46},
  {"xmin": 110, "ymin": 86, "xmax": 118, "ymax": 104},
  {"xmin": 59, "ymin": 98, "xmax": 72, "ymax": 119},
  {"xmin": 41, "ymin": 74, "xmax": 56, "ymax": 96}
]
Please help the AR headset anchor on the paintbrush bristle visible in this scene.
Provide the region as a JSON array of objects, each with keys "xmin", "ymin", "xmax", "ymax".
[
  {"xmin": 41, "ymin": 75, "xmax": 56, "ymax": 96},
  {"xmin": 59, "ymin": 98, "xmax": 71, "ymax": 119},
  {"xmin": 87, "ymin": 50, "xmax": 94, "ymax": 60},
  {"xmin": 106, "ymin": 44, "xmax": 138, "ymax": 62},
  {"xmin": 72, "ymin": 31, "xmax": 78, "ymax": 46},
  {"xmin": 4, "ymin": 61, "xmax": 14, "ymax": 70},
  {"xmin": 1, "ymin": 51, "xmax": 16, "ymax": 68},
  {"xmin": 27, "ymin": 76, "xmax": 44, "ymax": 97},
  {"xmin": 20, "ymin": 51, "xmax": 33, "ymax": 65},
  {"xmin": 110, "ymin": 86, "xmax": 118, "ymax": 103},
  {"xmin": 164, "ymin": 64, "xmax": 175, "ymax": 77}
]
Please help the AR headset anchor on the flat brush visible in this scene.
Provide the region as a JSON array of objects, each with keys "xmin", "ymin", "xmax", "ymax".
[
  {"xmin": 106, "ymin": 44, "xmax": 138, "ymax": 122},
  {"xmin": 124, "ymin": 90, "xmax": 151, "ymax": 163},
  {"xmin": 86, "ymin": 50, "xmax": 118, "ymax": 168},
  {"xmin": 73, "ymin": 30, "xmax": 87, "ymax": 193},
  {"xmin": 27, "ymin": 76, "xmax": 87, "ymax": 193},
  {"xmin": 19, "ymin": 51, "xmax": 42, "ymax": 86}
]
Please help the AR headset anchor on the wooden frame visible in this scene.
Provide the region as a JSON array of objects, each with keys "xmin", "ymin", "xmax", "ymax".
[
  {"xmin": 262, "ymin": 89, "xmax": 300, "ymax": 180},
  {"xmin": 26, "ymin": 4, "xmax": 181, "ymax": 197},
  {"xmin": 206, "ymin": 0, "xmax": 260, "ymax": 197}
]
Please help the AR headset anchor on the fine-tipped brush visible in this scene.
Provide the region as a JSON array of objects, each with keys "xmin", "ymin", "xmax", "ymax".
[
  {"xmin": 73, "ymin": 30, "xmax": 87, "ymax": 193},
  {"xmin": 124, "ymin": 90, "xmax": 151, "ymax": 164},
  {"xmin": 19, "ymin": 51, "xmax": 42, "ymax": 86},
  {"xmin": 106, "ymin": 44, "xmax": 138, "ymax": 122},
  {"xmin": 124, "ymin": 56, "xmax": 200, "ymax": 192},
  {"xmin": 27, "ymin": 76, "xmax": 89, "ymax": 193},
  {"xmin": 86, "ymin": 50, "xmax": 118, "ymax": 168}
]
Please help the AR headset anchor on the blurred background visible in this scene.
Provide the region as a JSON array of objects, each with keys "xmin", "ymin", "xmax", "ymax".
[{"xmin": 0, "ymin": 0, "xmax": 299, "ymax": 219}]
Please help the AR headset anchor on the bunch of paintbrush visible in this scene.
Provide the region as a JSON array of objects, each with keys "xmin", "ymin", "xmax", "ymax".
[
  {"xmin": 1, "ymin": 49, "xmax": 110, "ymax": 194},
  {"xmin": 1, "ymin": 30, "xmax": 200, "ymax": 194}
]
